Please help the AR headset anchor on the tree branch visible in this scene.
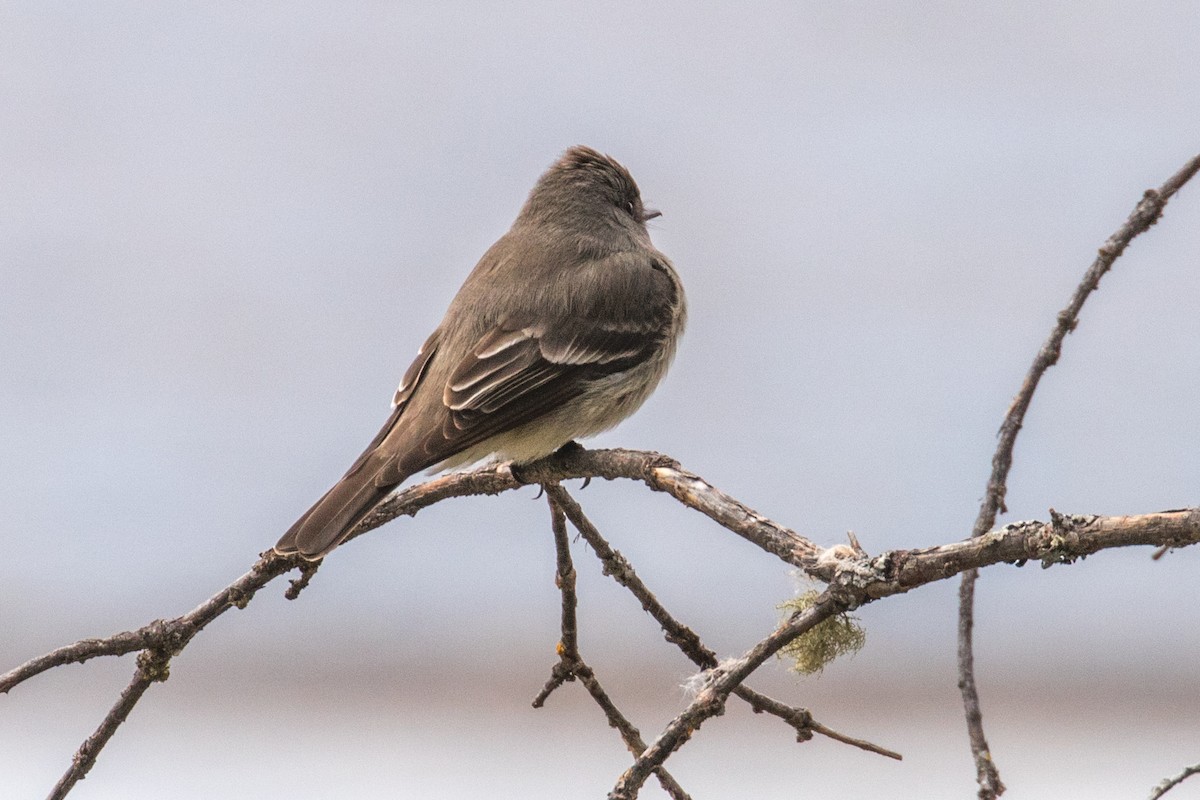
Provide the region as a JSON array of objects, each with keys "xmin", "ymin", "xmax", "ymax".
[
  {"xmin": 956, "ymin": 151, "xmax": 1200, "ymax": 799},
  {"xmin": 0, "ymin": 557, "xmax": 293, "ymax": 694},
  {"xmin": 48, "ymin": 649, "xmax": 170, "ymax": 800},
  {"xmin": 348, "ymin": 446, "xmax": 822, "ymax": 568},
  {"xmin": 608, "ymin": 507, "xmax": 1200, "ymax": 798},
  {"xmin": 1150, "ymin": 762, "xmax": 1200, "ymax": 800}
]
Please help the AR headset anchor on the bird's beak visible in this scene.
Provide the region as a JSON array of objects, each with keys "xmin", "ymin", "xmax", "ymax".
[{"xmin": 642, "ymin": 208, "xmax": 662, "ymax": 222}]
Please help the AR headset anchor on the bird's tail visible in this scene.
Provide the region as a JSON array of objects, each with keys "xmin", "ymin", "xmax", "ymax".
[
  {"xmin": 274, "ymin": 463, "xmax": 396, "ymax": 560},
  {"xmin": 276, "ymin": 403, "xmax": 419, "ymax": 559}
]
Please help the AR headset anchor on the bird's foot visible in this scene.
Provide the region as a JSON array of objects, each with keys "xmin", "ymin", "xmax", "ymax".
[{"xmin": 509, "ymin": 441, "xmax": 588, "ymax": 486}]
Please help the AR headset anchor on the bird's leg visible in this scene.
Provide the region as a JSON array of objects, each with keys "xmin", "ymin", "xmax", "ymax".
[
  {"xmin": 553, "ymin": 441, "xmax": 591, "ymax": 488},
  {"xmin": 509, "ymin": 441, "xmax": 588, "ymax": 487}
]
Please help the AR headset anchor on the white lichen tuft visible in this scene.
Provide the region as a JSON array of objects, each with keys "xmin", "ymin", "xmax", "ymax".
[{"xmin": 680, "ymin": 657, "xmax": 744, "ymax": 698}]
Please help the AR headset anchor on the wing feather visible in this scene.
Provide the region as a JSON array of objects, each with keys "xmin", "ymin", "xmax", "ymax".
[
  {"xmin": 384, "ymin": 250, "xmax": 680, "ymax": 480},
  {"xmin": 392, "ymin": 330, "xmax": 441, "ymax": 409}
]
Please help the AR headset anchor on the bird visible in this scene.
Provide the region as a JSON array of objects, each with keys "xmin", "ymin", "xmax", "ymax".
[{"xmin": 274, "ymin": 146, "xmax": 687, "ymax": 560}]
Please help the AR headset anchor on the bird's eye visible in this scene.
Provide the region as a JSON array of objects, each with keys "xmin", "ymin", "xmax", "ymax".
[{"xmin": 625, "ymin": 200, "xmax": 636, "ymax": 216}]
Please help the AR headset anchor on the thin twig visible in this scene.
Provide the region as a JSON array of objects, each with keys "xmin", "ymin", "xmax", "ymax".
[
  {"xmin": 531, "ymin": 496, "xmax": 577, "ymax": 705},
  {"xmin": 48, "ymin": 649, "xmax": 170, "ymax": 799},
  {"xmin": 573, "ymin": 659, "xmax": 692, "ymax": 800},
  {"xmin": 807, "ymin": 719, "xmax": 902, "ymax": 760},
  {"xmin": 284, "ymin": 559, "xmax": 320, "ymax": 599},
  {"xmin": 534, "ymin": 488, "xmax": 692, "ymax": 800},
  {"xmin": 956, "ymin": 152, "xmax": 1200, "ymax": 799},
  {"xmin": 743, "ymin": 691, "xmax": 901, "ymax": 760},
  {"xmin": 1149, "ymin": 762, "xmax": 1200, "ymax": 800}
]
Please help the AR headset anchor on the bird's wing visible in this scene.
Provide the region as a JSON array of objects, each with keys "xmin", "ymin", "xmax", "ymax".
[
  {"xmin": 378, "ymin": 257, "xmax": 679, "ymax": 481},
  {"xmin": 393, "ymin": 329, "xmax": 442, "ymax": 409}
]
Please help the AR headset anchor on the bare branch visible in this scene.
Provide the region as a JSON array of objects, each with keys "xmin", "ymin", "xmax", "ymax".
[
  {"xmin": 1150, "ymin": 762, "xmax": 1200, "ymax": 800},
  {"xmin": 0, "ymin": 448, "xmax": 815, "ymax": 700},
  {"xmin": 48, "ymin": 649, "xmax": 170, "ymax": 800},
  {"xmin": 531, "ymin": 496, "xmax": 578, "ymax": 705},
  {"xmin": 349, "ymin": 446, "xmax": 821, "ymax": 568},
  {"xmin": 8, "ymin": 153, "xmax": 1198, "ymax": 799},
  {"xmin": 1, "ymin": 553, "xmax": 298, "ymax": 789},
  {"xmin": 835, "ymin": 509, "xmax": 1200, "ymax": 598},
  {"xmin": 957, "ymin": 151, "xmax": 1200, "ymax": 799},
  {"xmin": 741, "ymin": 691, "xmax": 901, "ymax": 760},
  {"xmin": 1, "ymin": 556, "xmax": 293, "ymax": 695}
]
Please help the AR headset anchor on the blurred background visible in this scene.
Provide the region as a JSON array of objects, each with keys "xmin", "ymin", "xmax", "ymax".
[{"xmin": 3, "ymin": 3, "xmax": 1199, "ymax": 797}]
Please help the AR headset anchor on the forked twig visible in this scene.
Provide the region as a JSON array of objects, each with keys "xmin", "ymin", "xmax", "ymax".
[{"xmin": 534, "ymin": 490, "xmax": 692, "ymax": 800}]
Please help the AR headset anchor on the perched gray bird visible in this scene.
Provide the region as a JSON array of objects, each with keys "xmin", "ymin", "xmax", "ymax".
[{"xmin": 275, "ymin": 146, "xmax": 686, "ymax": 559}]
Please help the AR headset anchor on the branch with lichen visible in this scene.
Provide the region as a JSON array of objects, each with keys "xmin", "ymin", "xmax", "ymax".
[
  {"xmin": 3, "ymin": 444, "xmax": 1196, "ymax": 799},
  {"xmin": 778, "ymin": 589, "xmax": 866, "ymax": 675},
  {"xmin": 606, "ymin": 507, "xmax": 1200, "ymax": 799}
]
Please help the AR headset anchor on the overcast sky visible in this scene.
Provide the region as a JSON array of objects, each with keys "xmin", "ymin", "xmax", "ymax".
[{"xmin": 3, "ymin": 3, "xmax": 1198, "ymax": 798}]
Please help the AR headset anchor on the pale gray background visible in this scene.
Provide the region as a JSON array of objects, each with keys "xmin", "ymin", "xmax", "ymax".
[{"xmin": 3, "ymin": 3, "xmax": 1199, "ymax": 798}]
